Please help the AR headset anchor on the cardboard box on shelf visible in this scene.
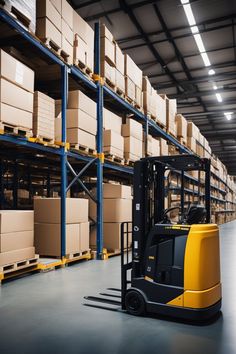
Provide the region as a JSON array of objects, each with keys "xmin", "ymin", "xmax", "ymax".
[
  {"xmin": 67, "ymin": 109, "xmax": 96, "ymax": 135},
  {"xmin": 62, "ymin": 18, "xmax": 73, "ymax": 44},
  {"xmin": 33, "ymin": 91, "xmax": 55, "ymax": 140},
  {"xmin": 115, "ymin": 69, "xmax": 125, "ymax": 93},
  {"xmin": 152, "ymin": 138, "xmax": 160, "ymax": 156},
  {"xmin": 61, "ymin": 36, "xmax": 73, "ymax": 58},
  {"xmin": 103, "ymin": 130, "xmax": 124, "ymax": 158},
  {"xmin": 115, "ymin": 43, "xmax": 124, "ymax": 74},
  {"xmin": 0, "ymin": 247, "xmax": 35, "ymax": 266},
  {"xmin": 2, "ymin": 0, "xmax": 36, "ymax": 33},
  {"xmin": 36, "ymin": 17, "xmax": 61, "ymax": 49},
  {"xmin": 34, "ymin": 223, "xmax": 80, "ymax": 257},
  {"xmin": 166, "ymin": 98, "xmax": 177, "ymax": 136},
  {"xmin": 156, "ymin": 94, "xmax": 166, "ymax": 127},
  {"xmin": 124, "ymin": 136, "xmax": 143, "ymax": 161},
  {"xmin": 79, "ymin": 222, "xmax": 89, "ymax": 252},
  {"xmin": 122, "ymin": 118, "xmax": 143, "ymax": 141},
  {"xmin": 0, "ymin": 49, "xmax": 35, "ymax": 93},
  {"xmin": 187, "ymin": 137, "xmax": 197, "ymax": 152},
  {"xmin": 124, "ymin": 54, "xmax": 142, "ymax": 88},
  {"xmin": 158, "ymin": 138, "xmax": 169, "ymax": 156},
  {"xmin": 90, "ymin": 198, "xmax": 132, "ymax": 223},
  {"xmin": 101, "ymin": 36, "xmax": 116, "ymax": 67},
  {"xmin": 36, "ymin": 0, "xmax": 61, "ymax": 32},
  {"xmin": 68, "ymin": 90, "xmax": 96, "ymax": 118},
  {"xmin": 103, "ymin": 184, "xmax": 132, "ymax": 199},
  {"xmin": 125, "ymin": 76, "xmax": 136, "ymax": 101},
  {"xmin": 50, "ymin": 0, "xmax": 61, "ymax": 13},
  {"xmin": 101, "ymin": 60, "xmax": 116, "ymax": 85},
  {"xmin": 144, "ymin": 135, "xmax": 160, "ymax": 156},
  {"xmin": 103, "ymin": 108, "xmax": 122, "ymax": 134},
  {"xmin": 0, "ymin": 78, "xmax": 33, "ymax": 113},
  {"xmin": 0, "ymin": 231, "xmax": 34, "ymax": 253},
  {"xmin": 67, "ymin": 128, "xmax": 96, "ymax": 150},
  {"xmin": 0, "ymin": 210, "xmax": 34, "ymax": 233},
  {"xmin": 61, "ymin": 0, "xmax": 73, "ymax": 29},
  {"xmin": 73, "ymin": 11, "xmax": 94, "ymax": 43},
  {"xmin": 187, "ymin": 121, "xmax": 200, "ymax": 139},
  {"xmin": 0, "ymin": 103, "xmax": 32, "ymax": 129},
  {"xmin": 34, "ymin": 198, "xmax": 88, "ymax": 224},
  {"xmin": 176, "ymin": 114, "xmax": 187, "ymax": 141}
]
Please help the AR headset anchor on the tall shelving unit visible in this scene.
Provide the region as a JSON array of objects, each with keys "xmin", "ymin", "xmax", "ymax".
[{"xmin": 0, "ymin": 8, "xmax": 235, "ymax": 263}]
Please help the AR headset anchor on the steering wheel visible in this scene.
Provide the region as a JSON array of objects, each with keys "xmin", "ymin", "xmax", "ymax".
[{"xmin": 162, "ymin": 206, "xmax": 181, "ymax": 224}]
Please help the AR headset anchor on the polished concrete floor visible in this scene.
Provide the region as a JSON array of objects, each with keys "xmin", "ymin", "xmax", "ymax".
[{"xmin": 0, "ymin": 221, "xmax": 236, "ymax": 354}]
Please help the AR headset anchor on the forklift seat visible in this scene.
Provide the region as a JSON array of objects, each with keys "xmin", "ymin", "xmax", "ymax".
[{"xmin": 185, "ymin": 205, "xmax": 206, "ymax": 224}]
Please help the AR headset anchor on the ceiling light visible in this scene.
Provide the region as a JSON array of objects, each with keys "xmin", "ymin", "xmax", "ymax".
[
  {"xmin": 208, "ymin": 69, "xmax": 215, "ymax": 75},
  {"xmin": 193, "ymin": 33, "xmax": 205, "ymax": 52},
  {"xmin": 191, "ymin": 25, "xmax": 199, "ymax": 34},
  {"xmin": 182, "ymin": 4, "xmax": 196, "ymax": 26},
  {"xmin": 224, "ymin": 112, "xmax": 233, "ymax": 121},
  {"xmin": 216, "ymin": 93, "xmax": 223, "ymax": 102},
  {"xmin": 181, "ymin": 0, "xmax": 189, "ymax": 4},
  {"xmin": 201, "ymin": 52, "xmax": 211, "ymax": 67},
  {"xmin": 213, "ymin": 84, "xmax": 218, "ymax": 90}
]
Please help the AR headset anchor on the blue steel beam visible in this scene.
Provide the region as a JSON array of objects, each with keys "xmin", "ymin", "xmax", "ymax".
[{"xmin": 60, "ymin": 65, "xmax": 68, "ymax": 258}]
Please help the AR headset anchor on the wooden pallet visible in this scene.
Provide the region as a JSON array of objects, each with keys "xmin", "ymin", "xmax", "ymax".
[
  {"xmin": 60, "ymin": 49, "xmax": 73, "ymax": 65},
  {"xmin": 104, "ymin": 77, "xmax": 116, "ymax": 90},
  {"xmin": 28, "ymin": 136, "xmax": 56, "ymax": 147},
  {"xmin": 0, "ymin": 255, "xmax": 39, "ymax": 282},
  {"xmin": 104, "ymin": 154, "xmax": 124, "ymax": 165},
  {"xmin": 64, "ymin": 250, "xmax": 91, "ymax": 264},
  {"xmin": 177, "ymin": 137, "xmax": 187, "ymax": 146},
  {"xmin": 70, "ymin": 144, "xmax": 97, "ymax": 156},
  {"xmin": 146, "ymin": 112, "xmax": 156, "ymax": 121},
  {"xmin": 115, "ymin": 86, "xmax": 125, "ymax": 98},
  {"xmin": 74, "ymin": 60, "xmax": 93, "ymax": 78},
  {"xmin": 0, "ymin": 2, "xmax": 34, "ymax": 32},
  {"xmin": 0, "ymin": 122, "xmax": 32, "ymax": 138},
  {"xmin": 125, "ymin": 96, "xmax": 143, "ymax": 113},
  {"xmin": 155, "ymin": 118, "xmax": 166, "ymax": 130},
  {"xmin": 124, "ymin": 159, "xmax": 135, "ymax": 167}
]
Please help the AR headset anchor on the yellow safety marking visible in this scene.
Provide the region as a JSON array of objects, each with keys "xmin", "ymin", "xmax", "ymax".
[
  {"xmin": 148, "ymin": 256, "xmax": 155, "ymax": 260},
  {"xmin": 54, "ymin": 141, "xmax": 70, "ymax": 151},
  {"xmin": 92, "ymin": 74, "xmax": 104, "ymax": 84},
  {"xmin": 144, "ymin": 276, "xmax": 154, "ymax": 282},
  {"xmin": 0, "ymin": 129, "xmax": 4, "ymax": 135},
  {"xmin": 97, "ymin": 152, "xmax": 105, "ymax": 163},
  {"xmin": 28, "ymin": 137, "xmax": 37, "ymax": 143}
]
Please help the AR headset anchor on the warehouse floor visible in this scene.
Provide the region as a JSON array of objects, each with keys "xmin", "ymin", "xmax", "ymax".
[{"xmin": 0, "ymin": 221, "xmax": 235, "ymax": 354}]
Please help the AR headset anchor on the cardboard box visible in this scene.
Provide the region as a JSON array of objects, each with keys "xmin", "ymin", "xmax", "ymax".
[
  {"xmin": 101, "ymin": 60, "xmax": 116, "ymax": 85},
  {"xmin": 0, "ymin": 247, "xmax": 35, "ymax": 266},
  {"xmin": 73, "ymin": 11, "xmax": 94, "ymax": 44},
  {"xmin": 152, "ymin": 138, "xmax": 160, "ymax": 156},
  {"xmin": 144, "ymin": 135, "xmax": 160, "ymax": 156},
  {"xmin": 61, "ymin": 0, "xmax": 73, "ymax": 29},
  {"xmin": 0, "ymin": 231, "xmax": 34, "ymax": 252},
  {"xmin": 156, "ymin": 94, "xmax": 166, "ymax": 127},
  {"xmin": 125, "ymin": 54, "xmax": 142, "ymax": 88},
  {"xmin": 122, "ymin": 118, "xmax": 143, "ymax": 141},
  {"xmin": 101, "ymin": 36, "xmax": 116, "ymax": 67},
  {"xmin": 103, "ymin": 130, "xmax": 124, "ymax": 152},
  {"xmin": 2, "ymin": 0, "xmax": 36, "ymax": 33},
  {"xmin": 61, "ymin": 36, "xmax": 73, "ymax": 58},
  {"xmin": 90, "ymin": 222, "xmax": 132, "ymax": 250},
  {"xmin": 0, "ymin": 49, "xmax": 34, "ymax": 93},
  {"xmin": 103, "ymin": 108, "xmax": 122, "ymax": 134},
  {"xmin": 115, "ymin": 44, "xmax": 124, "ymax": 74},
  {"xmin": 124, "ymin": 136, "xmax": 143, "ymax": 160},
  {"xmin": 187, "ymin": 137, "xmax": 196, "ymax": 152},
  {"xmin": 54, "ymin": 117, "xmax": 61, "ymax": 141},
  {"xmin": 0, "ymin": 210, "xmax": 33, "ymax": 233},
  {"xmin": 0, "ymin": 102, "xmax": 32, "ymax": 129},
  {"xmin": 62, "ymin": 19, "xmax": 73, "ymax": 44},
  {"xmin": 115, "ymin": 69, "xmax": 125, "ymax": 93},
  {"xmin": 67, "ymin": 109, "xmax": 96, "ymax": 135},
  {"xmin": 36, "ymin": 17, "xmax": 61, "ymax": 49},
  {"xmin": 34, "ymin": 198, "xmax": 88, "ymax": 224},
  {"xmin": 176, "ymin": 114, "xmax": 187, "ymax": 140},
  {"xmin": 0, "ymin": 78, "xmax": 33, "ymax": 113},
  {"xmin": 166, "ymin": 98, "xmax": 177, "ymax": 136},
  {"xmin": 67, "ymin": 128, "xmax": 96, "ymax": 150},
  {"xmin": 79, "ymin": 222, "xmax": 89, "ymax": 252},
  {"xmin": 125, "ymin": 76, "xmax": 135, "ymax": 101},
  {"xmin": 100, "ymin": 24, "xmax": 113, "ymax": 42},
  {"xmin": 90, "ymin": 198, "xmax": 132, "ymax": 223},
  {"xmin": 187, "ymin": 121, "xmax": 200, "ymax": 139},
  {"xmin": 33, "ymin": 91, "xmax": 55, "ymax": 140},
  {"xmin": 68, "ymin": 90, "xmax": 96, "ymax": 118},
  {"xmin": 158, "ymin": 138, "xmax": 169, "ymax": 156},
  {"xmin": 34, "ymin": 223, "xmax": 80, "ymax": 256},
  {"xmin": 103, "ymin": 184, "xmax": 132, "ymax": 199},
  {"xmin": 36, "ymin": 0, "xmax": 61, "ymax": 32},
  {"xmin": 50, "ymin": 0, "xmax": 61, "ymax": 13}
]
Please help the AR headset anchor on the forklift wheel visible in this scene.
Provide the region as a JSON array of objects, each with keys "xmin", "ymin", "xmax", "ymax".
[{"xmin": 125, "ymin": 290, "xmax": 146, "ymax": 316}]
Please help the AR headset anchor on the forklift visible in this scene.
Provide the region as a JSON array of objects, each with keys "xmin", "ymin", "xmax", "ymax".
[{"xmin": 85, "ymin": 155, "xmax": 222, "ymax": 321}]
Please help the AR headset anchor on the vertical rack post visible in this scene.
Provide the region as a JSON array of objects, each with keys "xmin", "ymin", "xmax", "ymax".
[
  {"xmin": 144, "ymin": 120, "xmax": 149, "ymax": 157},
  {"xmin": 180, "ymin": 170, "xmax": 185, "ymax": 216},
  {"xmin": 94, "ymin": 22, "xmax": 104, "ymax": 259},
  {"xmin": 60, "ymin": 65, "xmax": 68, "ymax": 259}
]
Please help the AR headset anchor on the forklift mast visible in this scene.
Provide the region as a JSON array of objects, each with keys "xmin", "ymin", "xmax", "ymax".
[{"xmin": 132, "ymin": 155, "xmax": 211, "ymax": 278}]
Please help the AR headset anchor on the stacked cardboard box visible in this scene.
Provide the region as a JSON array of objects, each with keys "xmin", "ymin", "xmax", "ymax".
[
  {"xmin": 143, "ymin": 77, "xmax": 166, "ymax": 127},
  {"xmin": 100, "ymin": 25, "xmax": 116, "ymax": 86},
  {"xmin": 1, "ymin": 0, "xmax": 36, "ymax": 33},
  {"xmin": 34, "ymin": 198, "xmax": 89, "ymax": 257},
  {"xmin": 55, "ymin": 90, "xmax": 97, "ymax": 150},
  {"xmin": 90, "ymin": 184, "xmax": 132, "ymax": 251},
  {"xmin": 143, "ymin": 134, "xmax": 160, "ymax": 157},
  {"xmin": 187, "ymin": 122, "xmax": 199, "ymax": 153},
  {"xmin": 73, "ymin": 10, "xmax": 94, "ymax": 71},
  {"xmin": 36, "ymin": 0, "xmax": 74, "ymax": 61},
  {"xmin": 103, "ymin": 108, "xmax": 123, "ymax": 158},
  {"xmin": 33, "ymin": 91, "xmax": 55, "ymax": 141},
  {"xmin": 176, "ymin": 114, "xmax": 187, "ymax": 144},
  {"xmin": 115, "ymin": 44, "xmax": 125, "ymax": 93},
  {"xmin": 158, "ymin": 138, "xmax": 169, "ymax": 156},
  {"xmin": 165, "ymin": 97, "xmax": 177, "ymax": 136},
  {"xmin": 0, "ymin": 211, "xmax": 35, "ymax": 266},
  {"xmin": 122, "ymin": 118, "xmax": 143, "ymax": 161},
  {"xmin": 125, "ymin": 54, "xmax": 142, "ymax": 107},
  {"xmin": 0, "ymin": 49, "xmax": 34, "ymax": 131}
]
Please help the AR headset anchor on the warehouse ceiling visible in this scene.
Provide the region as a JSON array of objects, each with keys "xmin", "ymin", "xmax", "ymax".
[{"xmin": 70, "ymin": 0, "xmax": 236, "ymax": 174}]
